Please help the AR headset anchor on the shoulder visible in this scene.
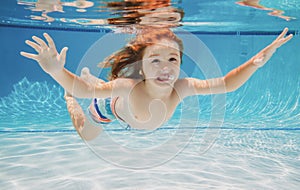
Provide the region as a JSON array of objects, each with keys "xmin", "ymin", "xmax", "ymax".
[
  {"xmin": 94, "ymin": 78, "xmax": 139, "ymax": 99},
  {"xmin": 111, "ymin": 78, "xmax": 140, "ymax": 96},
  {"xmin": 174, "ymin": 78, "xmax": 193, "ymax": 98},
  {"xmin": 174, "ymin": 78, "xmax": 211, "ymax": 97},
  {"xmin": 113, "ymin": 78, "xmax": 139, "ymax": 87}
]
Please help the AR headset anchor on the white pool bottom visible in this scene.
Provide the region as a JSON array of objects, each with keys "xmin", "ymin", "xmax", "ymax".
[{"xmin": 0, "ymin": 127, "xmax": 299, "ymax": 190}]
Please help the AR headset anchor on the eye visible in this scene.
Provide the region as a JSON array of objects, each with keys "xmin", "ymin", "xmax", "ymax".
[
  {"xmin": 168, "ymin": 17, "xmax": 176, "ymax": 21},
  {"xmin": 169, "ymin": 57, "xmax": 177, "ymax": 63},
  {"xmin": 151, "ymin": 59, "xmax": 160, "ymax": 64}
]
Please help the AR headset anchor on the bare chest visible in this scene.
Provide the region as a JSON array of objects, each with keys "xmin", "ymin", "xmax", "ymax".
[{"xmin": 116, "ymin": 94, "xmax": 179, "ymax": 130}]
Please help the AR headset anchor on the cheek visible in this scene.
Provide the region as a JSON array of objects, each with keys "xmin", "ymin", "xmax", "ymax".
[
  {"xmin": 171, "ymin": 64, "xmax": 180, "ymax": 73},
  {"xmin": 142, "ymin": 61, "xmax": 154, "ymax": 78},
  {"xmin": 174, "ymin": 69, "xmax": 180, "ymax": 79},
  {"xmin": 173, "ymin": 65, "xmax": 181, "ymax": 80}
]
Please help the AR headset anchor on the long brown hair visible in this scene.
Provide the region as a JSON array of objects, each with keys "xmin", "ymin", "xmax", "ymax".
[{"xmin": 98, "ymin": 28, "xmax": 184, "ymax": 80}]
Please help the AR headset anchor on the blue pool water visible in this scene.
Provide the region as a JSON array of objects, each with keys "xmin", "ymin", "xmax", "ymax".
[{"xmin": 0, "ymin": 0, "xmax": 300, "ymax": 189}]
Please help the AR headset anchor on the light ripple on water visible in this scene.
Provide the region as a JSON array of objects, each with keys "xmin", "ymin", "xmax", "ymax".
[{"xmin": 0, "ymin": 128, "xmax": 299, "ymax": 189}]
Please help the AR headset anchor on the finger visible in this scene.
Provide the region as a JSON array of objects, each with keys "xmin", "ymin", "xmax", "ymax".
[
  {"xmin": 59, "ymin": 47, "xmax": 68, "ymax": 62},
  {"xmin": 25, "ymin": 40, "xmax": 41, "ymax": 53},
  {"xmin": 43, "ymin": 33, "xmax": 57, "ymax": 52},
  {"xmin": 281, "ymin": 34, "xmax": 293, "ymax": 45},
  {"xmin": 276, "ymin": 27, "xmax": 288, "ymax": 41},
  {"xmin": 32, "ymin": 35, "xmax": 48, "ymax": 49},
  {"xmin": 20, "ymin": 51, "xmax": 39, "ymax": 60},
  {"xmin": 274, "ymin": 33, "xmax": 293, "ymax": 48}
]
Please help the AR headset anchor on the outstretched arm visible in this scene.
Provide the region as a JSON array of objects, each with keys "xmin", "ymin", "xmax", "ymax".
[
  {"xmin": 178, "ymin": 28, "xmax": 293, "ymax": 97},
  {"xmin": 224, "ymin": 27, "xmax": 293, "ymax": 92},
  {"xmin": 20, "ymin": 33, "xmax": 113, "ymax": 98}
]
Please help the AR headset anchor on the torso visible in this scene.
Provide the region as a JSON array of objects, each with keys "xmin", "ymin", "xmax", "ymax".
[{"xmin": 114, "ymin": 80, "xmax": 181, "ymax": 130}]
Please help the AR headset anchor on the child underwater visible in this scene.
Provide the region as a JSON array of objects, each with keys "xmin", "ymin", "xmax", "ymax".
[{"xmin": 21, "ymin": 28, "xmax": 293, "ymax": 140}]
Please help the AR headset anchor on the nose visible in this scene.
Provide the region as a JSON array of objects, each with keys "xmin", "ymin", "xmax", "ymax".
[{"xmin": 161, "ymin": 65, "xmax": 170, "ymax": 73}]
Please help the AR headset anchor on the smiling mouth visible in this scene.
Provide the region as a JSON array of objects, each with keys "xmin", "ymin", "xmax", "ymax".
[{"xmin": 156, "ymin": 74, "xmax": 175, "ymax": 82}]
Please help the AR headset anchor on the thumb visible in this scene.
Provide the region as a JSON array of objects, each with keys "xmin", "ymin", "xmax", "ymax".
[
  {"xmin": 81, "ymin": 67, "xmax": 90, "ymax": 77},
  {"xmin": 59, "ymin": 47, "xmax": 68, "ymax": 62},
  {"xmin": 80, "ymin": 67, "xmax": 91, "ymax": 82}
]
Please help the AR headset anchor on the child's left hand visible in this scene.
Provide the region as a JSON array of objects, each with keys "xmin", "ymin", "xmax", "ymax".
[
  {"xmin": 20, "ymin": 33, "xmax": 68, "ymax": 75},
  {"xmin": 252, "ymin": 27, "xmax": 293, "ymax": 67}
]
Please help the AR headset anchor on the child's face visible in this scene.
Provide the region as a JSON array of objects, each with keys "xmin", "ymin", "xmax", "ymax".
[{"xmin": 142, "ymin": 39, "xmax": 181, "ymax": 87}]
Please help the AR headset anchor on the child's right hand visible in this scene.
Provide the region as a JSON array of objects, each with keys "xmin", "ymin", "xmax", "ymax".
[{"xmin": 20, "ymin": 33, "xmax": 68, "ymax": 75}]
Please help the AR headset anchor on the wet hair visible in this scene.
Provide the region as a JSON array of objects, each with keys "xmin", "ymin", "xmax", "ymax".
[{"xmin": 98, "ymin": 28, "xmax": 184, "ymax": 80}]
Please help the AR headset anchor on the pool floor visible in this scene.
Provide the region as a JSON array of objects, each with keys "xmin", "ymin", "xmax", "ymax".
[{"xmin": 1, "ymin": 127, "xmax": 299, "ymax": 190}]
